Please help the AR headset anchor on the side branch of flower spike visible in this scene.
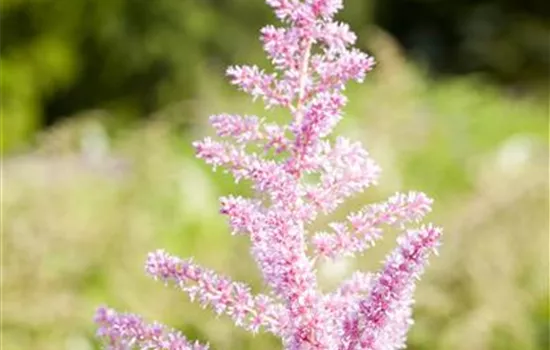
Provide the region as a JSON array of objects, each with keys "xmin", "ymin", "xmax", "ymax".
[
  {"xmin": 146, "ymin": 250, "xmax": 287, "ymax": 335},
  {"xmin": 94, "ymin": 307, "xmax": 210, "ymax": 350},
  {"xmin": 312, "ymin": 192, "xmax": 433, "ymax": 258}
]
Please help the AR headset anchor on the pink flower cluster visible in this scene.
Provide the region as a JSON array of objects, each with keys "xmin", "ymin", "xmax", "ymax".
[{"xmin": 95, "ymin": 0, "xmax": 442, "ymax": 349}]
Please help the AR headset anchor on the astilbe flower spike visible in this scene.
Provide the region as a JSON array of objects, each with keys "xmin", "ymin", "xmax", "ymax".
[{"xmin": 95, "ymin": 0, "xmax": 442, "ymax": 349}]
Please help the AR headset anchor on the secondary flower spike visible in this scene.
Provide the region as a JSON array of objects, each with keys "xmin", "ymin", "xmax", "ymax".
[{"xmin": 95, "ymin": 1, "xmax": 442, "ymax": 349}]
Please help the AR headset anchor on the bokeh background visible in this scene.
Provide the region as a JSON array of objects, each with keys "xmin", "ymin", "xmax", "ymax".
[{"xmin": 2, "ymin": 0, "xmax": 549, "ymax": 349}]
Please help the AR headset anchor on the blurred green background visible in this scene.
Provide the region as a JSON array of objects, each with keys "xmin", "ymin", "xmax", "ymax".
[{"xmin": 1, "ymin": 0, "xmax": 548, "ymax": 349}]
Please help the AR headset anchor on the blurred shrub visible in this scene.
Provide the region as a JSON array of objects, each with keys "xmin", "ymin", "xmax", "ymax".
[
  {"xmin": 374, "ymin": 0, "xmax": 550, "ymax": 91},
  {"xmin": 3, "ymin": 0, "xmax": 546, "ymax": 153},
  {"xmin": 0, "ymin": 0, "xmax": 371, "ymax": 152},
  {"xmin": 1, "ymin": 0, "xmax": 217, "ymax": 151}
]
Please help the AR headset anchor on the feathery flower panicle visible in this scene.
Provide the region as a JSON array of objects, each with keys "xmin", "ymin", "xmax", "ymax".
[{"xmin": 95, "ymin": 1, "xmax": 442, "ymax": 349}]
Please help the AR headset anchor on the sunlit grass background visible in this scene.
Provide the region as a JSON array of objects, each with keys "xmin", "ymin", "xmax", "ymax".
[{"xmin": 3, "ymin": 31, "xmax": 549, "ymax": 350}]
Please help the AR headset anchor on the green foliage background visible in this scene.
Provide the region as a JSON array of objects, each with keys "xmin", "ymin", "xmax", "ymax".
[
  {"xmin": 1, "ymin": 0, "xmax": 549, "ymax": 349},
  {"xmin": 2, "ymin": 0, "xmax": 548, "ymax": 151}
]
